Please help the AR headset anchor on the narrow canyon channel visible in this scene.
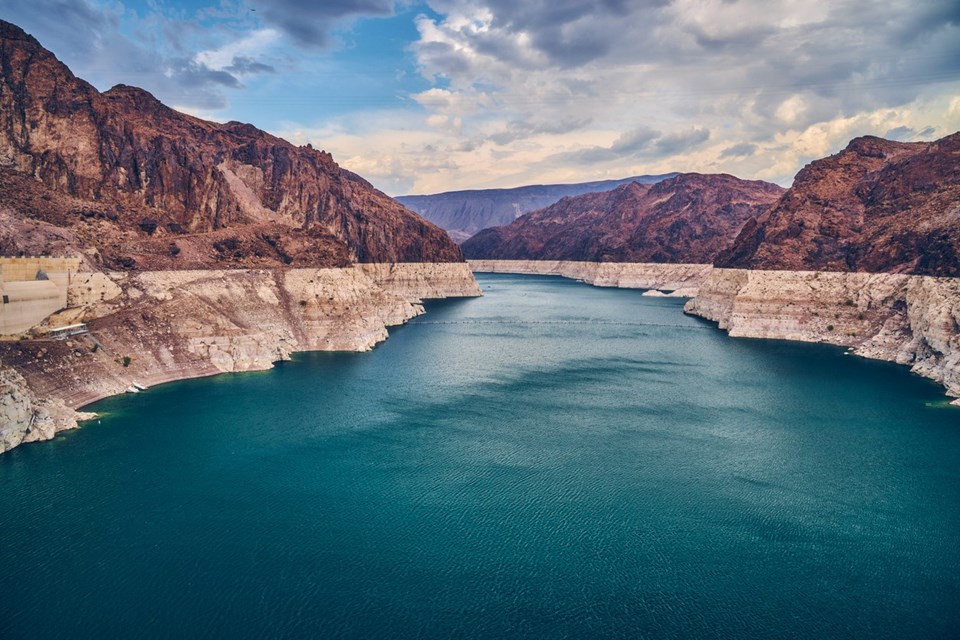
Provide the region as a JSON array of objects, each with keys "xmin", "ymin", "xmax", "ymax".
[{"xmin": 2, "ymin": 273, "xmax": 958, "ymax": 639}]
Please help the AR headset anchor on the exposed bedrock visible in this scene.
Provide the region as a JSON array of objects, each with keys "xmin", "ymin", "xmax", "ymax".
[
  {"xmin": 471, "ymin": 260, "xmax": 960, "ymax": 402},
  {"xmin": 0, "ymin": 263, "xmax": 481, "ymax": 453},
  {"xmin": 0, "ymin": 367, "xmax": 94, "ymax": 453},
  {"xmin": 469, "ymin": 260, "xmax": 712, "ymax": 296},
  {"xmin": 685, "ymin": 269, "xmax": 960, "ymax": 402}
]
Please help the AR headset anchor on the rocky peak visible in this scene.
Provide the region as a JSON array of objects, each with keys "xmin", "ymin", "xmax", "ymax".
[
  {"xmin": 844, "ymin": 135, "xmax": 900, "ymax": 159},
  {"xmin": 396, "ymin": 173, "xmax": 677, "ymax": 242},
  {"xmin": 462, "ymin": 172, "xmax": 784, "ymax": 263},
  {"xmin": 103, "ymin": 84, "xmax": 165, "ymax": 108},
  {"xmin": 716, "ymin": 131, "xmax": 960, "ymax": 276},
  {"xmin": 0, "ymin": 20, "xmax": 463, "ymax": 269},
  {"xmin": 0, "ymin": 20, "xmax": 39, "ymax": 45}
]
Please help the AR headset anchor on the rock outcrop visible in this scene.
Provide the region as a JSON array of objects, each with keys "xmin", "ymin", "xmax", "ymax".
[
  {"xmin": 717, "ymin": 132, "xmax": 960, "ymax": 276},
  {"xmin": 684, "ymin": 133, "xmax": 960, "ymax": 402},
  {"xmin": 685, "ymin": 268, "xmax": 960, "ymax": 402},
  {"xmin": 462, "ymin": 174, "xmax": 784, "ymax": 262},
  {"xmin": 0, "ymin": 20, "xmax": 463, "ymax": 269},
  {"xmin": 0, "ymin": 21, "xmax": 486, "ymax": 455},
  {"xmin": 397, "ymin": 174, "xmax": 676, "ymax": 242},
  {"xmin": 0, "ymin": 366, "xmax": 93, "ymax": 453},
  {"xmin": 472, "ymin": 259, "xmax": 960, "ymax": 403},
  {"xmin": 469, "ymin": 260, "xmax": 712, "ymax": 296},
  {"xmin": 0, "ymin": 263, "xmax": 482, "ymax": 452}
]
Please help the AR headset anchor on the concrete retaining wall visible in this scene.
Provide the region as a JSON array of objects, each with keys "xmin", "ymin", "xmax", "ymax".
[{"xmin": 0, "ymin": 257, "xmax": 81, "ymax": 335}]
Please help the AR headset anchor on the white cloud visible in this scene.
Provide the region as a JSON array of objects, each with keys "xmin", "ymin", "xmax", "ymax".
[
  {"xmin": 9, "ymin": 0, "xmax": 957, "ymax": 194},
  {"xmin": 194, "ymin": 29, "xmax": 280, "ymax": 71},
  {"xmin": 360, "ymin": 0, "xmax": 960, "ymax": 192}
]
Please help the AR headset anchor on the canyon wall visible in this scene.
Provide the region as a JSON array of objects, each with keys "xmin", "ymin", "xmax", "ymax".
[
  {"xmin": 462, "ymin": 174, "xmax": 784, "ymax": 263},
  {"xmin": 397, "ymin": 173, "xmax": 676, "ymax": 243},
  {"xmin": 0, "ymin": 21, "xmax": 464, "ymax": 271},
  {"xmin": 469, "ymin": 260, "xmax": 712, "ymax": 295},
  {"xmin": 0, "ymin": 367, "xmax": 91, "ymax": 453},
  {"xmin": 472, "ymin": 260, "xmax": 960, "ymax": 403},
  {"xmin": 0, "ymin": 263, "xmax": 481, "ymax": 453},
  {"xmin": 684, "ymin": 268, "xmax": 960, "ymax": 402}
]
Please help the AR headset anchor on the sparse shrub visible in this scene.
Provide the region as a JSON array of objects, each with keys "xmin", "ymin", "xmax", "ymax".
[
  {"xmin": 121, "ymin": 356, "xmax": 132, "ymax": 367},
  {"xmin": 827, "ymin": 325, "xmax": 834, "ymax": 332},
  {"xmin": 139, "ymin": 218, "xmax": 159, "ymax": 235}
]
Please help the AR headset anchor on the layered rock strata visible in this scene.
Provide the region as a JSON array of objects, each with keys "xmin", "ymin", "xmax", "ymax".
[
  {"xmin": 397, "ymin": 173, "xmax": 676, "ymax": 243},
  {"xmin": 469, "ymin": 260, "xmax": 712, "ymax": 296},
  {"xmin": 685, "ymin": 268, "xmax": 960, "ymax": 402},
  {"xmin": 0, "ymin": 21, "xmax": 463, "ymax": 269},
  {"xmin": 0, "ymin": 263, "xmax": 481, "ymax": 453},
  {"xmin": 717, "ymin": 133, "xmax": 960, "ymax": 276},
  {"xmin": 471, "ymin": 260, "xmax": 960, "ymax": 403},
  {"xmin": 0, "ymin": 367, "xmax": 95, "ymax": 452},
  {"xmin": 462, "ymin": 174, "xmax": 784, "ymax": 262}
]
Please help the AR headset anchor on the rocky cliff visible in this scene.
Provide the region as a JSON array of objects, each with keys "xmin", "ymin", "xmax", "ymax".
[
  {"xmin": 0, "ymin": 366, "xmax": 95, "ymax": 452},
  {"xmin": 461, "ymin": 174, "xmax": 784, "ymax": 262},
  {"xmin": 472, "ymin": 259, "xmax": 960, "ymax": 404},
  {"xmin": 685, "ymin": 268, "xmax": 960, "ymax": 402},
  {"xmin": 0, "ymin": 263, "xmax": 482, "ymax": 453},
  {"xmin": 397, "ymin": 174, "xmax": 676, "ymax": 242},
  {"xmin": 0, "ymin": 20, "xmax": 462, "ymax": 269},
  {"xmin": 717, "ymin": 132, "xmax": 960, "ymax": 276},
  {"xmin": 0, "ymin": 21, "xmax": 486, "ymax": 455},
  {"xmin": 469, "ymin": 260, "xmax": 712, "ymax": 296}
]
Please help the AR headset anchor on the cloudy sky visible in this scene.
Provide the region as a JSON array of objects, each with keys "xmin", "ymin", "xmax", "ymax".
[{"xmin": 3, "ymin": 0, "xmax": 959, "ymax": 194}]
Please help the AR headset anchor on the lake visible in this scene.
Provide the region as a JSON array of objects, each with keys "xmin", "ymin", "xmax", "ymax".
[{"xmin": 1, "ymin": 273, "xmax": 958, "ymax": 638}]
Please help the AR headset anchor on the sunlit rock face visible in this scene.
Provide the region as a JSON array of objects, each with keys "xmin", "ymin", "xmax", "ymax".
[
  {"xmin": 0, "ymin": 263, "xmax": 482, "ymax": 453},
  {"xmin": 717, "ymin": 133, "xmax": 960, "ymax": 277},
  {"xmin": 0, "ymin": 20, "xmax": 464, "ymax": 270},
  {"xmin": 397, "ymin": 173, "xmax": 677, "ymax": 243},
  {"xmin": 685, "ymin": 269, "xmax": 960, "ymax": 403},
  {"xmin": 0, "ymin": 19, "xmax": 484, "ymax": 454},
  {"xmin": 462, "ymin": 174, "xmax": 784, "ymax": 263}
]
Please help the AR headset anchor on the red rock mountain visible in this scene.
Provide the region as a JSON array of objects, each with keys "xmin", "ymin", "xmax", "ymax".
[
  {"xmin": 717, "ymin": 132, "xmax": 960, "ymax": 276},
  {"xmin": 0, "ymin": 20, "xmax": 462, "ymax": 269},
  {"xmin": 396, "ymin": 173, "xmax": 677, "ymax": 242},
  {"xmin": 461, "ymin": 173, "xmax": 785, "ymax": 263}
]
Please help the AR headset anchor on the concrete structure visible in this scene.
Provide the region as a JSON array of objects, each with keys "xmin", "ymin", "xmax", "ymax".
[
  {"xmin": 48, "ymin": 323, "xmax": 89, "ymax": 340},
  {"xmin": 0, "ymin": 257, "xmax": 81, "ymax": 335}
]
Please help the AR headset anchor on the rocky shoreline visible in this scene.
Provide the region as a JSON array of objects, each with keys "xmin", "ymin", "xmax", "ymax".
[
  {"xmin": 468, "ymin": 260, "xmax": 711, "ymax": 296},
  {"xmin": 0, "ymin": 263, "xmax": 481, "ymax": 453},
  {"xmin": 686, "ymin": 268, "xmax": 960, "ymax": 404},
  {"xmin": 471, "ymin": 260, "xmax": 960, "ymax": 405},
  {"xmin": 6, "ymin": 259, "xmax": 959, "ymax": 453}
]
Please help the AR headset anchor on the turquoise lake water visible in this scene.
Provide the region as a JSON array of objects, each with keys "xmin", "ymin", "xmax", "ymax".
[{"xmin": 1, "ymin": 273, "xmax": 959, "ymax": 638}]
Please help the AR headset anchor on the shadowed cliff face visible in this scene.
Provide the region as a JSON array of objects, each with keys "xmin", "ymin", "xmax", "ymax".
[
  {"xmin": 716, "ymin": 133, "xmax": 960, "ymax": 276},
  {"xmin": 0, "ymin": 20, "xmax": 462, "ymax": 269},
  {"xmin": 461, "ymin": 174, "xmax": 784, "ymax": 263}
]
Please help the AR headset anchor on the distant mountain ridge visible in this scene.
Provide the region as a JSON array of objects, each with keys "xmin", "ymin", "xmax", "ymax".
[
  {"xmin": 0, "ymin": 19, "xmax": 462, "ymax": 270},
  {"xmin": 461, "ymin": 173, "xmax": 784, "ymax": 263},
  {"xmin": 396, "ymin": 174, "xmax": 677, "ymax": 242}
]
